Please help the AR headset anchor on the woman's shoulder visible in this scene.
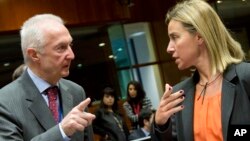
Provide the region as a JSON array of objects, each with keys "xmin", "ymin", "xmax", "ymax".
[
  {"xmin": 225, "ymin": 61, "xmax": 250, "ymax": 78},
  {"xmin": 234, "ymin": 61, "xmax": 250, "ymax": 79},
  {"xmin": 94, "ymin": 107, "xmax": 106, "ymax": 114},
  {"xmin": 142, "ymin": 96, "xmax": 152, "ymax": 106},
  {"xmin": 143, "ymin": 96, "xmax": 151, "ymax": 102},
  {"xmin": 235, "ymin": 61, "xmax": 250, "ymax": 70}
]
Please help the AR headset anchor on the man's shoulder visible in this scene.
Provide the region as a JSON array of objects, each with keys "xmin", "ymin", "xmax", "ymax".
[
  {"xmin": 59, "ymin": 79, "xmax": 85, "ymax": 98},
  {"xmin": 0, "ymin": 80, "xmax": 23, "ymax": 104},
  {"xmin": 0, "ymin": 80, "xmax": 20, "ymax": 93},
  {"xmin": 60, "ymin": 78, "xmax": 82, "ymax": 89}
]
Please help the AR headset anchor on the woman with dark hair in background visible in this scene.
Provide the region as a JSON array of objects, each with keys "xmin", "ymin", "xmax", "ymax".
[
  {"xmin": 123, "ymin": 81, "xmax": 152, "ymax": 130},
  {"xmin": 93, "ymin": 87, "xmax": 129, "ymax": 141}
]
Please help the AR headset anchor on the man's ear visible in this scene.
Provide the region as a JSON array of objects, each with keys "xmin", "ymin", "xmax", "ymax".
[{"xmin": 27, "ymin": 48, "xmax": 40, "ymax": 62}]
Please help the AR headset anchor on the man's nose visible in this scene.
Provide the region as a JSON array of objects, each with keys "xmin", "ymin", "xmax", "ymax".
[{"xmin": 67, "ymin": 47, "xmax": 75, "ymax": 60}]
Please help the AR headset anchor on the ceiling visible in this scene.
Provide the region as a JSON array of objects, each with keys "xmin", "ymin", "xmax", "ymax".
[
  {"xmin": 215, "ymin": 0, "xmax": 250, "ymax": 25},
  {"xmin": 0, "ymin": 0, "xmax": 249, "ymax": 87}
]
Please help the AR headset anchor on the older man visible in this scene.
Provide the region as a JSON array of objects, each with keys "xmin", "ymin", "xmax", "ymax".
[{"xmin": 0, "ymin": 14, "xmax": 95, "ymax": 141}]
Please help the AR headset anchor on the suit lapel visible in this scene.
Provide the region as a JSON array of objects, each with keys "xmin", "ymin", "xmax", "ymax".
[
  {"xmin": 59, "ymin": 82, "xmax": 73, "ymax": 117},
  {"xmin": 21, "ymin": 71, "xmax": 57, "ymax": 130},
  {"xmin": 25, "ymin": 80, "xmax": 74, "ymax": 130},
  {"xmin": 29, "ymin": 95, "xmax": 57, "ymax": 130}
]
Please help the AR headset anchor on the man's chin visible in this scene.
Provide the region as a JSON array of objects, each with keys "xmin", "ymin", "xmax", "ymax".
[{"xmin": 61, "ymin": 71, "xmax": 70, "ymax": 77}]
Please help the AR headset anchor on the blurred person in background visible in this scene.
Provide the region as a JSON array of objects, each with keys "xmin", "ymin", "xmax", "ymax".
[
  {"xmin": 129, "ymin": 108, "xmax": 155, "ymax": 140},
  {"xmin": 12, "ymin": 64, "xmax": 27, "ymax": 80},
  {"xmin": 123, "ymin": 81, "xmax": 152, "ymax": 131},
  {"xmin": 93, "ymin": 87, "xmax": 129, "ymax": 141}
]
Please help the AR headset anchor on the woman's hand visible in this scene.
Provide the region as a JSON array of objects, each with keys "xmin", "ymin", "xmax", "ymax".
[{"xmin": 155, "ymin": 84, "xmax": 185, "ymax": 125}]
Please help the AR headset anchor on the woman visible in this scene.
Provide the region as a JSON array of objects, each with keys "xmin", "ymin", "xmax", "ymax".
[
  {"xmin": 123, "ymin": 81, "xmax": 152, "ymax": 130},
  {"xmin": 153, "ymin": 0, "xmax": 250, "ymax": 141},
  {"xmin": 93, "ymin": 87, "xmax": 129, "ymax": 141}
]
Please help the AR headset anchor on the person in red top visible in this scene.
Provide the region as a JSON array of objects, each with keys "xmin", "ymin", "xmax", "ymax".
[
  {"xmin": 152, "ymin": 0, "xmax": 250, "ymax": 141},
  {"xmin": 123, "ymin": 81, "xmax": 152, "ymax": 130}
]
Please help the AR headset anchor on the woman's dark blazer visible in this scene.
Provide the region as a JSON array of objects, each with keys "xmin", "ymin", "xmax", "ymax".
[{"xmin": 152, "ymin": 62, "xmax": 250, "ymax": 141}]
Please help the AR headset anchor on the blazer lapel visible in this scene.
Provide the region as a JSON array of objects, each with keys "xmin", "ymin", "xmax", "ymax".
[
  {"xmin": 174, "ymin": 76, "xmax": 196, "ymax": 141},
  {"xmin": 181, "ymin": 84, "xmax": 195, "ymax": 141},
  {"xmin": 221, "ymin": 64, "xmax": 237, "ymax": 141}
]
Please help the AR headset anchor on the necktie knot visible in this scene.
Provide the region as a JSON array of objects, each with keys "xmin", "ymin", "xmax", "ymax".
[{"xmin": 46, "ymin": 86, "xmax": 58, "ymax": 97}]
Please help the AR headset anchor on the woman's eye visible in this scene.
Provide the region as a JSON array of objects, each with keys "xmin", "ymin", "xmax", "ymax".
[{"xmin": 172, "ymin": 35, "xmax": 177, "ymax": 39}]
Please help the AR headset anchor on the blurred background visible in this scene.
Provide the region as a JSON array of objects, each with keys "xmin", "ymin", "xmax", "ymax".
[{"xmin": 0, "ymin": 0, "xmax": 249, "ymax": 108}]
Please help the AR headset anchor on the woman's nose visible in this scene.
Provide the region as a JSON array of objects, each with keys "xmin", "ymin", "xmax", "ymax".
[{"xmin": 166, "ymin": 41, "xmax": 174, "ymax": 54}]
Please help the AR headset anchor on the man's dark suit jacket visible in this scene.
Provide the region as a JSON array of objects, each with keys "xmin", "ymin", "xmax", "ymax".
[
  {"xmin": 0, "ymin": 70, "xmax": 93, "ymax": 141},
  {"xmin": 152, "ymin": 62, "xmax": 250, "ymax": 141}
]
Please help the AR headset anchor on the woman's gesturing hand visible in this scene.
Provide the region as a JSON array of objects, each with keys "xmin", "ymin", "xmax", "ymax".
[{"xmin": 155, "ymin": 84, "xmax": 185, "ymax": 125}]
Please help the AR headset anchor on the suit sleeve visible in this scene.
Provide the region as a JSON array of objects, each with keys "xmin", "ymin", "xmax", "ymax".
[{"xmin": 0, "ymin": 98, "xmax": 63, "ymax": 141}]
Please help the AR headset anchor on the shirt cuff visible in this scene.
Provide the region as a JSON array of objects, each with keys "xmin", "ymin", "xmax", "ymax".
[{"xmin": 59, "ymin": 123, "xmax": 71, "ymax": 141}]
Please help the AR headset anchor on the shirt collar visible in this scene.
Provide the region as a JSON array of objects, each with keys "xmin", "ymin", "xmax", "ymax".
[
  {"xmin": 141, "ymin": 128, "xmax": 150, "ymax": 136},
  {"xmin": 27, "ymin": 68, "xmax": 58, "ymax": 93}
]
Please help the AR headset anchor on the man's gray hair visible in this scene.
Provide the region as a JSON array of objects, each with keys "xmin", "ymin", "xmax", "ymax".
[{"xmin": 20, "ymin": 14, "xmax": 64, "ymax": 63}]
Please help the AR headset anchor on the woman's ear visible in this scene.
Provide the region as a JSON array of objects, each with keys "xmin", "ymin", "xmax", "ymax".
[
  {"xmin": 196, "ymin": 33, "xmax": 204, "ymax": 46},
  {"xmin": 27, "ymin": 48, "xmax": 40, "ymax": 62}
]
